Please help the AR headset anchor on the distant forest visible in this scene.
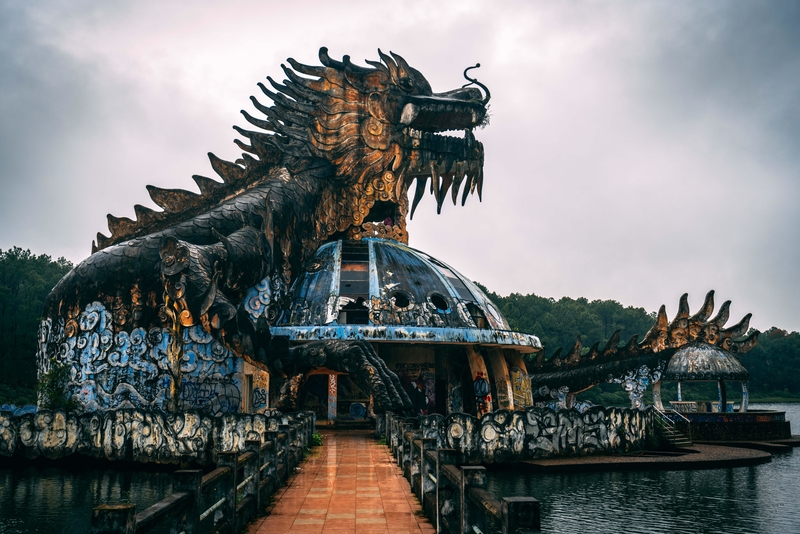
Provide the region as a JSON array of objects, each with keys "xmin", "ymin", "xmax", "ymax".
[{"xmin": 1, "ymin": 248, "xmax": 798, "ymax": 406}]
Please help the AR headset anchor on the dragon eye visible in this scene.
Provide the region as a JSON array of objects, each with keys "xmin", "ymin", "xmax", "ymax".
[{"xmin": 398, "ymin": 77, "xmax": 414, "ymax": 91}]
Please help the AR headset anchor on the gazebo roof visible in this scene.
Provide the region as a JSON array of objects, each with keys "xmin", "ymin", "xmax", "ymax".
[{"xmin": 663, "ymin": 342, "xmax": 750, "ymax": 381}]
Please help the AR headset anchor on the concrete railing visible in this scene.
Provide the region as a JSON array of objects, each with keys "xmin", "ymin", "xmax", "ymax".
[
  {"xmin": 90, "ymin": 412, "xmax": 314, "ymax": 534},
  {"xmin": 385, "ymin": 412, "xmax": 541, "ymax": 534}
]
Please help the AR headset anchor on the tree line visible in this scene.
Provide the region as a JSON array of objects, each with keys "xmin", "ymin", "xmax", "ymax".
[
  {"xmin": 478, "ymin": 284, "xmax": 800, "ymax": 403},
  {"xmin": 0, "ymin": 248, "xmax": 797, "ymax": 406}
]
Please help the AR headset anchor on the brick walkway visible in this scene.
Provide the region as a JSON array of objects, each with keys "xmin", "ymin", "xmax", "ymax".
[{"xmin": 247, "ymin": 429, "xmax": 435, "ymax": 533}]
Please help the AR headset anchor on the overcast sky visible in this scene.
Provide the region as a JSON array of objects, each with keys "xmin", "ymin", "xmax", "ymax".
[{"xmin": 1, "ymin": 0, "xmax": 798, "ymax": 332}]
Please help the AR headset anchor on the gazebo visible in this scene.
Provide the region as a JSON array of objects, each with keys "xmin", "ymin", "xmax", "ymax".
[{"xmin": 653, "ymin": 341, "xmax": 751, "ymax": 413}]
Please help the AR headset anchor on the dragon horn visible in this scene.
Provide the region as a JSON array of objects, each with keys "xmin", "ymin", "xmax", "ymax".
[{"xmin": 689, "ymin": 290, "xmax": 715, "ymax": 323}]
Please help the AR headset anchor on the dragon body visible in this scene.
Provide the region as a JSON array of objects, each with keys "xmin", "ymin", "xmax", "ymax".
[
  {"xmin": 37, "ymin": 47, "xmax": 758, "ymax": 417},
  {"xmin": 38, "ymin": 48, "xmax": 489, "ymax": 414}
]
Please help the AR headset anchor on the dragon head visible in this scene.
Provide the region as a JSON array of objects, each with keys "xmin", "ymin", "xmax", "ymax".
[{"xmin": 242, "ymin": 47, "xmax": 490, "ymax": 243}]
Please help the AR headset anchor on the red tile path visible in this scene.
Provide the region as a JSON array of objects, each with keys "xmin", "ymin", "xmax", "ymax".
[{"xmin": 247, "ymin": 429, "xmax": 435, "ymax": 533}]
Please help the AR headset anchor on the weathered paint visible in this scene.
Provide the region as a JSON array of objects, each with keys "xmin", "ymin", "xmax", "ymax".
[
  {"xmin": 270, "ymin": 325, "xmax": 541, "ymax": 351},
  {"xmin": 327, "ymin": 374, "xmax": 337, "ymax": 421},
  {"xmin": 0, "ymin": 408, "xmax": 308, "ymax": 464},
  {"xmin": 37, "ymin": 301, "xmax": 271, "ymax": 416},
  {"xmin": 414, "ymin": 405, "xmax": 652, "ymax": 464},
  {"xmin": 465, "ymin": 346, "xmax": 492, "ymax": 416},
  {"xmin": 487, "ymin": 348, "xmax": 514, "ymax": 410},
  {"xmin": 505, "ymin": 349, "xmax": 532, "ymax": 409}
]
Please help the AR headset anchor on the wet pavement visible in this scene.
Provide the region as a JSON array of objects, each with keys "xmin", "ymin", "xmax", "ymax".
[{"xmin": 247, "ymin": 429, "xmax": 434, "ymax": 533}]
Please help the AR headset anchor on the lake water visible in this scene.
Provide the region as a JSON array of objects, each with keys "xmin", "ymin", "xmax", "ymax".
[
  {"xmin": 486, "ymin": 403, "xmax": 800, "ymax": 534},
  {"xmin": 0, "ymin": 404, "xmax": 796, "ymax": 533}
]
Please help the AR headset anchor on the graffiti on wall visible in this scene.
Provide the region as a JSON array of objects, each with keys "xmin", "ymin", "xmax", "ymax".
[
  {"xmin": 473, "ymin": 372, "xmax": 492, "ymax": 417},
  {"xmin": 0, "ymin": 408, "xmax": 310, "ymax": 464},
  {"xmin": 509, "ymin": 366, "xmax": 532, "ymax": 409},
  {"xmin": 417, "ymin": 405, "xmax": 651, "ymax": 464},
  {"xmin": 394, "ymin": 361, "xmax": 435, "ymax": 415},
  {"xmin": 37, "ymin": 301, "xmax": 244, "ymax": 415}
]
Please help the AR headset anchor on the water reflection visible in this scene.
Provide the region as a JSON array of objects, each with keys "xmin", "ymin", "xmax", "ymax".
[
  {"xmin": 486, "ymin": 403, "xmax": 800, "ymax": 534},
  {"xmin": 0, "ymin": 466, "xmax": 173, "ymax": 533}
]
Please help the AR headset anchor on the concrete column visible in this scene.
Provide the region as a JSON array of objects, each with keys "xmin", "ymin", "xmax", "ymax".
[
  {"xmin": 465, "ymin": 346, "xmax": 492, "ymax": 416},
  {"xmin": 652, "ymin": 380, "xmax": 663, "ymax": 410},
  {"xmin": 328, "ymin": 374, "xmax": 337, "ymax": 422},
  {"xmin": 487, "ymin": 348, "xmax": 514, "ymax": 411},
  {"xmin": 504, "ymin": 350, "xmax": 532, "ymax": 409}
]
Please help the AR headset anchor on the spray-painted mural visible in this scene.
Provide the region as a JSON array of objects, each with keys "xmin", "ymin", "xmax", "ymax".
[
  {"xmin": 0, "ymin": 408, "xmax": 309, "ymax": 464},
  {"xmin": 414, "ymin": 406, "xmax": 652, "ymax": 464},
  {"xmin": 35, "ymin": 301, "xmax": 270, "ymax": 415}
]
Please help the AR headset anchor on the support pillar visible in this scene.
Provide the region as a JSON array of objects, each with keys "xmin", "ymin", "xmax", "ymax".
[
  {"xmin": 652, "ymin": 380, "xmax": 663, "ymax": 410},
  {"xmin": 465, "ymin": 346, "xmax": 492, "ymax": 416},
  {"xmin": 504, "ymin": 350, "xmax": 533, "ymax": 409},
  {"xmin": 740, "ymin": 381, "xmax": 749, "ymax": 412},
  {"xmin": 487, "ymin": 348, "xmax": 514, "ymax": 410},
  {"xmin": 328, "ymin": 374, "xmax": 337, "ymax": 423},
  {"xmin": 677, "ymin": 381, "xmax": 682, "ymax": 401},
  {"xmin": 718, "ymin": 380, "xmax": 727, "ymax": 412}
]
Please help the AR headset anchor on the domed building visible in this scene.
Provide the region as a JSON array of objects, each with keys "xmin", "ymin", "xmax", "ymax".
[{"xmin": 271, "ymin": 238, "xmax": 542, "ymax": 421}]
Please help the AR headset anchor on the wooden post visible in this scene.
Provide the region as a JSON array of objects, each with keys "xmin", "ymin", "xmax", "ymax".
[
  {"xmin": 436, "ymin": 449, "xmax": 458, "ymax": 534},
  {"xmin": 501, "ymin": 496, "xmax": 541, "ymax": 533},
  {"xmin": 487, "ymin": 348, "xmax": 514, "ymax": 410},
  {"xmin": 173, "ymin": 470, "xmax": 202, "ymax": 534},
  {"xmin": 216, "ymin": 451, "xmax": 238, "ymax": 532},
  {"xmin": 460, "ymin": 466, "xmax": 487, "ymax": 534},
  {"xmin": 245, "ymin": 440, "xmax": 262, "ymax": 510},
  {"xmin": 91, "ymin": 503, "xmax": 135, "ymax": 534}
]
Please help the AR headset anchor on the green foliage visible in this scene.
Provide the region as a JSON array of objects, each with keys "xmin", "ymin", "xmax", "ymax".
[
  {"xmin": 477, "ymin": 283, "xmax": 656, "ymax": 354},
  {"xmin": 311, "ymin": 432, "xmax": 323, "ymax": 447},
  {"xmin": 478, "ymin": 283, "xmax": 800, "ymax": 401},
  {"xmin": 738, "ymin": 328, "xmax": 800, "ymax": 397},
  {"xmin": 36, "ymin": 361, "xmax": 79, "ymax": 411},
  {"xmin": 378, "ymin": 436, "xmax": 387, "ymax": 445},
  {"xmin": 0, "ymin": 248, "xmax": 72, "ymax": 405}
]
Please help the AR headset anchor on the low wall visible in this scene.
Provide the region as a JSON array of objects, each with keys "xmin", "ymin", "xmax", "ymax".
[
  {"xmin": 390, "ymin": 405, "xmax": 653, "ymax": 464},
  {"xmin": 0, "ymin": 408, "xmax": 314, "ymax": 464}
]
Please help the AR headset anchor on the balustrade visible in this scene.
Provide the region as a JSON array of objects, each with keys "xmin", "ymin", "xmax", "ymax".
[{"xmin": 90, "ymin": 412, "xmax": 315, "ymax": 534}]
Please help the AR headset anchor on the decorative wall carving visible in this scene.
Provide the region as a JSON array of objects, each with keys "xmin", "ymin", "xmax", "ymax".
[{"xmin": 417, "ymin": 406, "xmax": 651, "ymax": 464}]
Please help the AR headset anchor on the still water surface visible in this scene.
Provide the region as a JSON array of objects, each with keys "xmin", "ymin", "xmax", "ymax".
[
  {"xmin": 487, "ymin": 403, "xmax": 800, "ymax": 534},
  {"xmin": 0, "ymin": 404, "xmax": 797, "ymax": 533}
]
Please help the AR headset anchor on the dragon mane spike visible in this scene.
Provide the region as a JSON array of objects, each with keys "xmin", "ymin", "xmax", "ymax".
[
  {"xmin": 689, "ymin": 290, "xmax": 715, "ymax": 323},
  {"xmin": 712, "ymin": 300, "xmax": 732, "ymax": 328},
  {"xmin": 107, "ymin": 214, "xmax": 135, "ymax": 238},
  {"xmin": 133, "ymin": 204, "xmax": 159, "ymax": 226},
  {"xmin": 208, "ymin": 153, "xmax": 245, "ymax": 184},
  {"xmin": 675, "ymin": 293, "xmax": 690, "ymax": 320},
  {"xmin": 377, "ymin": 49, "xmax": 398, "ymax": 81},
  {"xmin": 241, "ymin": 110, "xmax": 275, "ymax": 133},
  {"xmin": 603, "ymin": 330, "xmax": 621, "ymax": 355},
  {"xmin": 640, "ymin": 305, "xmax": 668, "ymax": 351},
  {"xmin": 586, "ymin": 341, "xmax": 600, "ymax": 361},
  {"xmin": 146, "ymin": 186, "xmax": 200, "ymax": 213},
  {"xmin": 191, "ymin": 175, "xmax": 224, "ymax": 196},
  {"xmin": 318, "ymin": 47, "xmax": 344, "ymax": 69},
  {"xmin": 390, "ymin": 51, "xmax": 412, "ymax": 73},
  {"xmin": 731, "ymin": 330, "xmax": 759, "ymax": 353},
  {"xmin": 286, "ymin": 57, "xmax": 326, "ymax": 78},
  {"xmin": 96, "ymin": 232, "xmax": 111, "ymax": 250},
  {"xmin": 721, "ymin": 313, "xmax": 752, "ymax": 341}
]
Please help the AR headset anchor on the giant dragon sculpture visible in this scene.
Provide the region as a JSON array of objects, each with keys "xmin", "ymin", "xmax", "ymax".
[
  {"xmin": 38, "ymin": 48, "xmax": 489, "ymax": 414},
  {"xmin": 37, "ymin": 47, "xmax": 757, "ymax": 418}
]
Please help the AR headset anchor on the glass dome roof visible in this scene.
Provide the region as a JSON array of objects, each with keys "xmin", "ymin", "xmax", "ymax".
[{"xmin": 271, "ymin": 238, "xmax": 541, "ymax": 352}]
